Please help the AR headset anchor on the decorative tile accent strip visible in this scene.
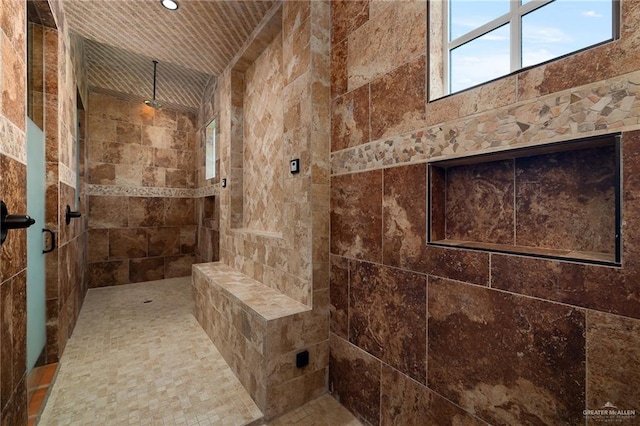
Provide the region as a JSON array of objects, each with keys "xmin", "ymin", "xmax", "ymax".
[
  {"xmin": 59, "ymin": 163, "xmax": 77, "ymax": 189},
  {"xmin": 88, "ymin": 184, "xmax": 194, "ymax": 198},
  {"xmin": 194, "ymin": 185, "xmax": 219, "ymax": 198},
  {"xmin": 331, "ymin": 70, "xmax": 640, "ymax": 175},
  {"xmin": 0, "ymin": 115, "xmax": 26, "ymax": 164}
]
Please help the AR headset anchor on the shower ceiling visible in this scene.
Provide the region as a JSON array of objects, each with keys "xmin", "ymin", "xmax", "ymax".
[{"xmin": 61, "ymin": 0, "xmax": 277, "ymax": 112}]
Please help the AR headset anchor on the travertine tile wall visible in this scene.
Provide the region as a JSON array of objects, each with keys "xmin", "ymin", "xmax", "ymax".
[
  {"xmin": 194, "ymin": 77, "xmax": 220, "ymax": 264},
  {"xmin": 195, "ymin": 0, "xmax": 331, "ymax": 417},
  {"xmin": 330, "ymin": 1, "xmax": 640, "ymax": 425},
  {"xmin": 243, "ymin": 35, "xmax": 284, "ymax": 233},
  {"xmin": 204, "ymin": 1, "xmax": 331, "ymax": 307},
  {"xmin": 41, "ymin": 0, "xmax": 90, "ymax": 363},
  {"xmin": 87, "ymin": 93, "xmax": 198, "ymax": 287},
  {"xmin": 0, "ymin": 1, "xmax": 28, "ymax": 422}
]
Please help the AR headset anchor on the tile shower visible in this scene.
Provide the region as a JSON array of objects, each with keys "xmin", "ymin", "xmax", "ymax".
[
  {"xmin": 2, "ymin": 0, "xmax": 640, "ymax": 425},
  {"xmin": 329, "ymin": 1, "xmax": 640, "ymax": 425}
]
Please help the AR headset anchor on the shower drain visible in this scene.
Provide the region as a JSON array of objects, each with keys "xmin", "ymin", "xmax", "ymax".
[{"xmin": 143, "ymin": 300, "xmax": 153, "ymax": 304}]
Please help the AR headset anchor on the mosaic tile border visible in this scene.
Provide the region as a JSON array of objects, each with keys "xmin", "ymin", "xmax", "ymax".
[
  {"xmin": 331, "ymin": 70, "xmax": 640, "ymax": 175},
  {"xmin": 88, "ymin": 184, "xmax": 219, "ymax": 198},
  {"xmin": 0, "ymin": 115, "xmax": 26, "ymax": 164},
  {"xmin": 59, "ymin": 163, "xmax": 76, "ymax": 189},
  {"xmin": 87, "ymin": 184, "xmax": 195, "ymax": 198},
  {"xmin": 194, "ymin": 184, "xmax": 219, "ymax": 198}
]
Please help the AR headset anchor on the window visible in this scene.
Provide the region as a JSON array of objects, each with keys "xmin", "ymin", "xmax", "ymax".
[
  {"xmin": 205, "ymin": 118, "xmax": 216, "ymax": 180},
  {"xmin": 440, "ymin": 0, "xmax": 616, "ymax": 95}
]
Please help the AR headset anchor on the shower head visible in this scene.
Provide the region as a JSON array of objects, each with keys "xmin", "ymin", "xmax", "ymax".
[
  {"xmin": 145, "ymin": 60, "xmax": 163, "ymax": 109},
  {"xmin": 144, "ymin": 99, "xmax": 163, "ymax": 109}
]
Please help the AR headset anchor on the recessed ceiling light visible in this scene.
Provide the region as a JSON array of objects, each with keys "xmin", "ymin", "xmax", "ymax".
[{"xmin": 161, "ymin": 0, "xmax": 178, "ymax": 11}]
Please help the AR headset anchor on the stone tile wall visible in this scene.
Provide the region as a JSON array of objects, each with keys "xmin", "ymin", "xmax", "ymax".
[
  {"xmin": 201, "ymin": 1, "xmax": 330, "ymax": 307},
  {"xmin": 243, "ymin": 35, "xmax": 284, "ymax": 233},
  {"xmin": 40, "ymin": 3, "xmax": 90, "ymax": 363},
  {"xmin": 0, "ymin": 4, "xmax": 28, "ymax": 422},
  {"xmin": 87, "ymin": 93, "xmax": 198, "ymax": 287},
  {"xmin": 195, "ymin": 0, "xmax": 331, "ymax": 418},
  {"xmin": 329, "ymin": 1, "xmax": 640, "ymax": 425}
]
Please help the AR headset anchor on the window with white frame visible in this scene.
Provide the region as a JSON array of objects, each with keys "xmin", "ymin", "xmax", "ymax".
[
  {"xmin": 435, "ymin": 0, "xmax": 617, "ymax": 96},
  {"xmin": 205, "ymin": 118, "xmax": 216, "ymax": 180}
]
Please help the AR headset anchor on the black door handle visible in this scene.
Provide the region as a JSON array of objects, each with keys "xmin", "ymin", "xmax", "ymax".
[
  {"xmin": 1, "ymin": 200, "xmax": 36, "ymax": 245},
  {"xmin": 65, "ymin": 205, "xmax": 81, "ymax": 225},
  {"xmin": 43, "ymin": 228, "xmax": 55, "ymax": 253}
]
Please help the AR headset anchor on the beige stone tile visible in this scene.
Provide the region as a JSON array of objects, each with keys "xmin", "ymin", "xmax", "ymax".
[
  {"xmin": 39, "ymin": 278, "xmax": 264, "ymax": 426},
  {"xmin": 266, "ymin": 394, "xmax": 361, "ymax": 426}
]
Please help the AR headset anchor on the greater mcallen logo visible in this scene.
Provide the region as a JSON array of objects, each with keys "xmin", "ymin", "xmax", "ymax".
[{"xmin": 584, "ymin": 402, "xmax": 636, "ymax": 423}]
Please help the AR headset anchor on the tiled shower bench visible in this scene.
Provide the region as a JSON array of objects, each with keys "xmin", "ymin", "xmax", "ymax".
[{"xmin": 191, "ymin": 262, "xmax": 327, "ymax": 419}]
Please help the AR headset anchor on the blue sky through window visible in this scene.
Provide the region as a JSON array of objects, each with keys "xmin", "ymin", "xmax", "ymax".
[{"xmin": 449, "ymin": 0, "xmax": 613, "ymax": 93}]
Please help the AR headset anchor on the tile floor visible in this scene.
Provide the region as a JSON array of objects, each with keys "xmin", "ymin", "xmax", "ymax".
[{"xmin": 38, "ymin": 277, "xmax": 360, "ymax": 426}]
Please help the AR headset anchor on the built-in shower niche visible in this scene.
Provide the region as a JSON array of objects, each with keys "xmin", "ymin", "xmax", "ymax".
[{"xmin": 428, "ymin": 134, "xmax": 621, "ymax": 266}]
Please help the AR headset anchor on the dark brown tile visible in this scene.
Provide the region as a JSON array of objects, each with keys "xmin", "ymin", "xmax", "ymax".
[
  {"xmin": 128, "ymin": 197, "xmax": 164, "ymax": 227},
  {"xmin": 164, "ymin": 255, "xmax": 195, "ymax": 278},
  {"xmin": 108, "ymin": 228, "xmax": 147, "ymax": 259},
  {"xmin": 381, "ymin": 366, "xmax": 484, "ymax": 426},
  {"xmin": 515, "ymin": 146, "xmax": 616, "ymax": 254},
  {"xmin": 428, "ymin": 277, "xmax": 585, "ymax": 425},
  {"xmin": 370, "ymin": 56, "xmax": 426, "ymax": 141},
  {"xmin": 44, "ymin": 166, "xmax": 58, "ymax": 228},
  {"xmin": 517, "ymin": 42, "xmax": 621, "ymax": 100},
  {"xmin": 331, "ymin": 84, "xmax": 369, "ymax": 152},
  {"xmin": 622, "ymin": 130, "xmax": 640, "ymax": 259},
  {"xmin": 88, "ymin": 196, "xmax": 128, "ymax": 228},
  {"xmin": 330, "ymin": 255, "xmax": 349, "ymax": 339},
  {"xmin": 491, "ymin": 254, "xmax": 640, "ymax": 319},
  {"xmin": 329, "ymin": 333, "xmax": 380, "ymax": 425},
  {"xmin": 350, "ymin": 260, "xmax": 426, "ymax": 384},
  {"xmin": 164, "ymin": 198, "xmax": 196, "ymax": 226},
  {"xmin": 331, "ymin": 0, "xmax": 368, "ymax": 45},
  {"xmin": 430, "ymin": 165, "xmax": 446, "ymax": 241},
  {"xmin": 13, "ymin": 376, "xmax": 27, "ymax": 426},
  {"xmin": 0, "ymin": 156, "xmax": 27, "ymax": 282},
  {"xmin": 147, "ymin": 227, "xmax": 180, "ymax": 257},
  {"xmin": 445, "ymin": 159, "xmax": 514, "ymax": 245},
  {"xmin": 179, "ymin": 226, "xmax": 197, "ymax": 254},
  {"xmin": 1, "ymin": 278, "xmax": 14, "ymax": 409},
  {"xmin": 587, "ymin": 311, "xmax": 640, "ymax": 414},
  {"xmin": 129, "ymin": 257, "xmax": 165, "ymax": 283},
  {"xmin": 11, "ymin": 272, "xmax": 26, "ymax": 390},
  {"xmin": 45, "ymin": 97, "xmax": 59, "ymax": 162},
  {"xmin": 383, "ymin": 163, "xmax": 427, "ymax": 269},
  {"xmin": 45, "ymin": 251, "xmax": 58, "ymax": 301},
  {"xmin": 331, "ymin": 39, "xmax": 348, "ymax": 100},
  {"xmin": 45, "ymin": 298, "xmax": 59, "ymax": 363},
  {"xmin": 87, "ymin": 260, "xmax": 129, "ymax": 288},
  {"xmin": 330, "ymin": 170, "xmax": 382, "ymax": 262}
]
